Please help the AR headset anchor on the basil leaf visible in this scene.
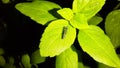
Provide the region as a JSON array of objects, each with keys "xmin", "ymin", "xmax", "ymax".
[
  {"xmin": 78, "ymin": 25, "xmax": 120, "ymax": 67},
  {"xmin": 21, "ymin": 54, "xmax": 31, "ymax": 68},
  {"xmin": 70, "ymin": 13, "xmax": 89, "ymax": 29},
  {"xmin": 105, "ymin": 10, "xmax": 120, "ymax": 48},
  {"xmin": 72, "ymin": 0, "xmax": 105, "ymax": 19},
  {"xmin": 56, "ymin": 46, "xmax": 78, "ymax": 68},
  {"xmin": 40, "ymin": 19, "xmax": 76, "ymax": 57},
  {"xmin": 15, "ymin": 1, "xmax": 61, "ymax": 25},
  {"xmin": 88, "ymin": 15, "xmax": 103, "ymax": 25},
  {"xmin": 57, "ymin": 8, "xmax": 73, "ymax": 20},
  {"xmin": 31, "ymin": 49, "xmax": 46, "ymax": 64}
]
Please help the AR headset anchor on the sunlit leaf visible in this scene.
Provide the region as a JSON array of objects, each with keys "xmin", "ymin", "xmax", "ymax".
[
  {"xmin": 70, "ymin": 13, "xmax": 89, "ymax": 29},
  {"xmin": 72, "ymin": 0, "xmax": 105, "ymax": 19},
  {"xmin": 57, "ymin": 8, "xmax": 74, "ymax": 20},
  {"xmin": 21, "ymin": 54, "xmax": 31, "ymax": 68},
  {"xmin": 15, "ymin": 1, "xmax": 61, "ymax": 25},
  {"xmin": 40, "ymin": 19, "xmax": 76, "ymax": 57},
  {"xmin": 30, "ymin": 49, "xmax": 46, "ymax": 64},
  {"xmin": 88, "ymin": 15, "xmax": 103, "ymax": 25},
  {"xmin": 56, "ymin": 46, "xmax": 78, "ymax": 68},
  {"xmin": 78, "ymin": 25, "xmax": 120, "ymax": 67},
  {"xmin": 105, "ymin": 10, "xmax": 120, "ymax": 48}
]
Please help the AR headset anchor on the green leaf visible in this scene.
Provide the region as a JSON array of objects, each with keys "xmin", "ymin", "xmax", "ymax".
[
  {"xmin": 70, "ymin": 13, "xmax": 89, "ymax": 29},
  {"xmin": 105, "ymin": 10, "xmax": 120, "ymax": 48},
  {"xmin": 78, "ymin": 25, "xmax": 120, "ymax": 67},
  {"xmin": 21, "ymin": 54, "xmax": 31, "ymax": 68},
  {"xmin": 30, "ymin": 49, "xmax": 46, "ymax": 64},
  {"xmin": 72, "ymin": 0, "xmax": 105, "ymax": 19},
  {"xmin": 2, "ymin": 0, "xmax": 10, "ymax": 4},
  {"xmin": 88, "ymin": 15, "xmax": 103, "ymax": 25},
  {"xmin": 15, "ymin": 1, "xmax": 61, "ymax": 25},
  {"xmin": 0, "ymin": 56, "xmax": 6, "ymax": 66},
  {"xmin": 56, "ymin": 46, "xmax": 78, "ymax": 68},
  {"xmin": 98, "ymin": 63, "xmax": 114, "ymax": 68},
  {"xmin": 57, "ymin": 8, "xmax": 74, "ymax": 20},
  {"xmin": 78, "ymin": 62, "xmax": 84, "ymax": 68},
  {"xmin": 8, "ymin": 56, "xmax": 14, "ymax": 64},
  {"xmin": 40, "ymin": 19, "xmax": 76, "ymax": 57},
  {"xmin": 0, "ymin": 48, "xmax": 4, "ymax": 55},
  {"xmin": 4, "ymin": 57, "xmax": 15, "ymax": 68},
  {"xmin": 72, "ymin": 0, "xmax": 89, "ymax": 13}
]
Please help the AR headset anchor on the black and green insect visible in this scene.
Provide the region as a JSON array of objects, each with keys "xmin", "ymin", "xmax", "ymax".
[{"xmin": 61, "ymin": 26, "xmax": 68, "ymax": 39}]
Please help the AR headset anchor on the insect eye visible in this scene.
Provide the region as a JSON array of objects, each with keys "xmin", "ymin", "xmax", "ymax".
[{"xmin": 61, "ymin": 26, "xmax": 68, "ymax": 39}]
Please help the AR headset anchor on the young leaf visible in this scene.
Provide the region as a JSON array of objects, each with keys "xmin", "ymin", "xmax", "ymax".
[
  {"xmin": 70, "ymin": 13, "xmax": 89, "ymax": 29},
  {"xmin": 15, "ymin": 1, "xmax": 61, "ymax": 25},
  {"xmin": 40, "ymin": 19, "xmax": 76, "ymax": 57},
  {"xmin": 21, "ymin": 54, "xmax": 31, "ymax": 68},
  {"xmin": 30, "ymin": 49, "xmax": 46, "ymax": 64},
  {"xmin": 78, "ymin": 25, "xmax": 120, "ymax": 67},
  {"xmin": 72, "ymin": 0, "xmax": 105, "ymax": 19},
  {"xmin": 88, "ymin": 15, "xmax": 103, "ymax": 25},
  {"xmin": 56, "ymin": 46, "xmax": 78, "ymax": 68},
  {"xmin": 105, "ymin": 10, "xmax": 120, "ymax": 48},
  {"xmin": 57, "ymin": 8, "xmax": 74, "ymax": 20},
  {"xmin": 72, "ymin": 0, "xmax": 89, "ymax": 13}
]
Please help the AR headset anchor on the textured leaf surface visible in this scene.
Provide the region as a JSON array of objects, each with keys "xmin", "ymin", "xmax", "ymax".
[
  {"xmin": 57, "ymin": 8, "xmax": 73, "ymax": 20},
  {"xmin": 40, "ymin": 19, "xmax": 76, "ymax": 57},
  {"xmin": 56, "ymin": 46, "xmax": 78, "ymax": 68},
  {"xmin": 72, "ymin": 0, "xmax": 105, "ymax": 19},
  {"xmin": 105, "ymin": 10, "xmax": 120, "ymax": 48},
  {"xmin": 78, "ymin": 25, "xmax": 120, "ymax": 67},
  {"xmin": 70, "ymin": 13, "xmax": 89, "ymax": 29},
  {"xmin": 15, "ymin": 1, "xmax": 61, "ymax": 25},
  {"xmin": 31, "ymin": 49, "xmax": 46, "ymax": 64}
]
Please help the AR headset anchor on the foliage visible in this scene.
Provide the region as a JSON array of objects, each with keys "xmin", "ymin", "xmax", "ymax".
[
  {"xmin": 0, "ymin": 0, "xmax": 120, "ymax": 68},
  {"xmin": 105, "ymin": 10, "xmax": 120, "ymax": 48}
]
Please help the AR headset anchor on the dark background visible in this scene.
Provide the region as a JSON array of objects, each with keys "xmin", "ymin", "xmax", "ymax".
[{"xmin": 0, "ymin": 0, "xmax": 119, "ymax": 68}]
